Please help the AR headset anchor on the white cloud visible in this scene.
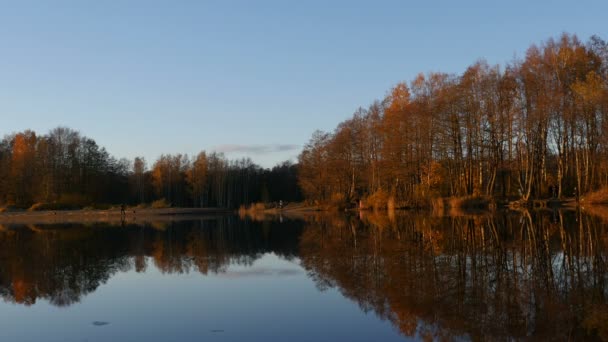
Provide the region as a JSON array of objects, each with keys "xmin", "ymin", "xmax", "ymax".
[{"xmin": 213, "ymin": 143, "xmax": 300, "ymax": 154}]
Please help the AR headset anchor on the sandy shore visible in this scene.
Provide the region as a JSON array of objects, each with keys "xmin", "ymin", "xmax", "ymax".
[{"xmin": 0, "ymin": 208, "xmax": 233, "ymax": 224}]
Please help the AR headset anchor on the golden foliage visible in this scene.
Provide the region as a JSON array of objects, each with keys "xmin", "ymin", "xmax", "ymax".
[
  {"xmin": 362, "ymin": 189, "xmax": 390, "ymax": 210},
  {"xmin": 151, "ymin": 198, "xmax": 171, "ymax": 209}
]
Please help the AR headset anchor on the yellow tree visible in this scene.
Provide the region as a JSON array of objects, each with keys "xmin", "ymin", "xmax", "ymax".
[
  {"xmin": 572, "ymin": 71, "xmax": 604, "ymax": 192},
  {"xmin": 380, "ymin": 82, "xmax": 412, "ymax": 199},
  {"xmin": 10, "ymin": 131, "xmax": 38, "ymax": 207},
  {"xmin": 187, "ymin": 151, "xmax": 208, "ymax": 207}
]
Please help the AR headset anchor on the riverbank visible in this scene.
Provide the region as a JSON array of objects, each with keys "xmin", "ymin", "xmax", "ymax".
[
  {"xmin": 1, "ymin": 198, "xmax": 602, "ymax": 225},
  {"xmin": 0, "ymin": 207, "xmax": 233, "ymax": 224}
]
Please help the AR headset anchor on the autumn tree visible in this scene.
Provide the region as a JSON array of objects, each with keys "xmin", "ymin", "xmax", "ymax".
[{"xmin": 298, "ymin": 33, "xmax": 608, "ymax": 206}]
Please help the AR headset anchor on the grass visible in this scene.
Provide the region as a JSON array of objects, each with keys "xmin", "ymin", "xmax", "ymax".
[
  {"xmin": 432, "ymin": 195, "xmax": 493, "ymax": 216},
  {"xmin": 134, "ymin": 203, "xmax": 150, "ymax": 209},
  {"xmin": 582, "ymin": 187, "xmax": 608, "ymax": 205},
  {"xmin": 151, "ymin": 198, "xmax": 171, "ymax": 209},
  {"xmin": 238, "ymin": 202, "xmax": 267, "ymax": 217},
  {"xmin": 238, "ymin": 202, "xmax": 288, "ymax": 221},
  {"xmin": 360, "ymin": 190, "xmax": 391, "ymax": 210},
  {"xmin": 326, "ymin": 192, "xmax": 348, "ymax": 211},
  {"xmin": 365, "ymin": 190, "xmax": 389, "ymax": 210}
]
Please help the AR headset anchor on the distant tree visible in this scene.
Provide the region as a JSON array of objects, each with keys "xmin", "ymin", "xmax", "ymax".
[
  {"xmin": 187, "ymin": 152, "xmax": 208, "ymax": 207},
  {"xmin": 131, "ymin": 157, "xmax": 147, "ymax": 204}
]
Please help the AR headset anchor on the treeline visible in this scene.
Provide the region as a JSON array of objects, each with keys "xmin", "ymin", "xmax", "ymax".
[
  {"xmin": 298, "ymin": 33, "xmax": 608, "ymax": 207},
  {"xmin": 0, "ymin": 127, "xmax": 301, "ymax": 209}
]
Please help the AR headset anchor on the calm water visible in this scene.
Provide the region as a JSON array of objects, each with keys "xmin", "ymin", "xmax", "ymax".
[{"xmin": 0, "ymin": 210, "xmax": 607, "ymax": 341}]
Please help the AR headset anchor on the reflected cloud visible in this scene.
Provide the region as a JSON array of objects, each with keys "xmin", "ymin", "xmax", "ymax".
[
  {"xmin": 92, "ymin": 321, "xmax": 110, "ymax": 326},
  {"xmin": 218, "ymin": 267, "xmax": 302, "ymax": 278}
]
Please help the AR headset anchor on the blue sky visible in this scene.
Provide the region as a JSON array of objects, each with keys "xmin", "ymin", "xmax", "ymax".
[{"xmin": 1, "ymin": 0, "xmax": 606, "ymax": 168}]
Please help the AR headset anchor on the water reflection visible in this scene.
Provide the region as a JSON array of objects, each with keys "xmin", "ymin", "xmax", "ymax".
[
  {"xmin": 300, "ymin": 210, "xmax": 608, "ymax": 341},
  {"xmin": 0, "ymin": 217, "xmax": 303, "ymax": 307},
  {"xmin": 0, "ymin": 210, "xmax": 606, "ymax": 340}
]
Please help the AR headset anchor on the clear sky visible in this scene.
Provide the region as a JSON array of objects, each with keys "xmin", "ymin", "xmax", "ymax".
[{"xmin": 1, "ymin": 0, "xmax": 606, "ymax": 168}]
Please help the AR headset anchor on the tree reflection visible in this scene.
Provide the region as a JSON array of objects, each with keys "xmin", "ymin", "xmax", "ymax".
[
  {"xmin": 1, "ymin": 211, "xmax": 607, "ymax": 340},
  {"xmin": 299, "ymin": 210, "xmax": 608, "ymax": 341},
  {"xmin": 0, "ymin": 217, "xmax": 303, "ymax": 307}
]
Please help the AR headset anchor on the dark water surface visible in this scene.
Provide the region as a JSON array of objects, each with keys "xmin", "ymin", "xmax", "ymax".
[{"xmin": 0, "ymin": 210, "xmax": 607, "ymax": 341}]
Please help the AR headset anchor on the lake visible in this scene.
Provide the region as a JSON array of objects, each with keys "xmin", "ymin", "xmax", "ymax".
[{"xmin": 0, "ymin": 210, "xmax": 606, "ymax": 341}]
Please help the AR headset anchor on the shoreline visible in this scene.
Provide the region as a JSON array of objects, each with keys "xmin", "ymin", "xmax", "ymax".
[
  {"xmin": 0, "ymin": 207, "xmax": 233, "ymax": 225},
  {"xmin": 1, "ymin": 199, "xmax": 605, "ymax": 225}
]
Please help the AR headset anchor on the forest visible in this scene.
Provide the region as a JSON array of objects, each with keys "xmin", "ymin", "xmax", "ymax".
[
  {"xmin": 298, "ymin": 33, "xmax": 608, "ymax": 208},
  {"xmin": 0, "ymin": 126, "xmax": 301, "ymax": 209},
  {"xmin": 1, "ymin": 33, "xmax": 607, "ymax": 211}
]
